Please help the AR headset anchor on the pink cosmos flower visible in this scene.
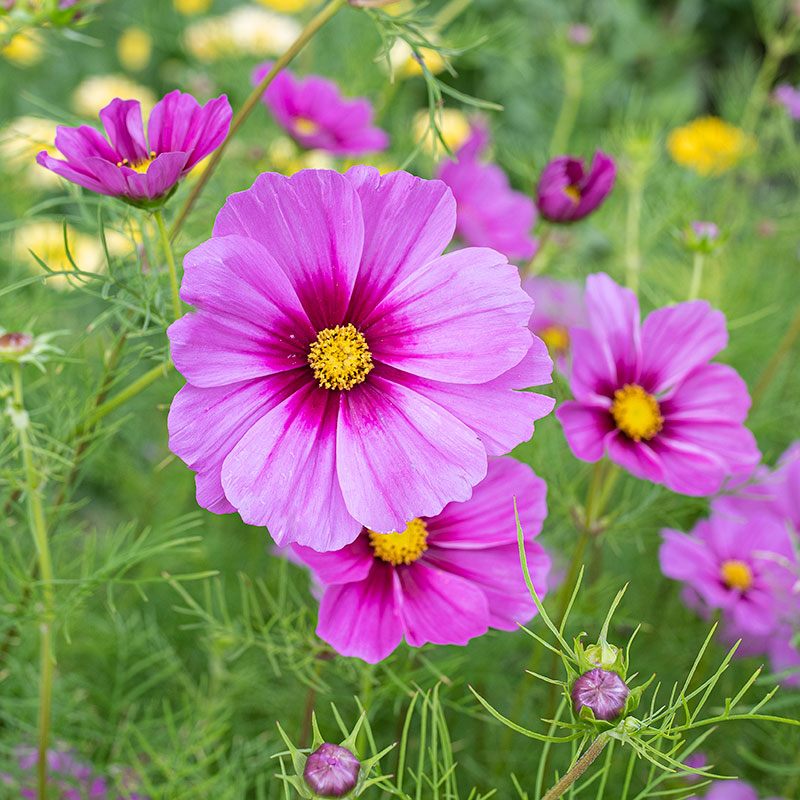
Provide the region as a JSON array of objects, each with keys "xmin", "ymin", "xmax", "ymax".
[
  {"xmin": 36, "ymin": 90, "xmax": 232, "ymax": 208},
  {"xmin": 556, "ymin": 273, "xmax": 760, "ymax": 496},
  {"xmin": 253, "ymin": 62, "xmax": 389, "ymax": 156},
  {"xmin": 522, "ymin": 276, "xmax": 586, "ymax": 373},
  {"xmin": 536, "ymin": 151, "xmax": 615, "ymax": 223},
  {"xmin": 659, "ymin": 511, "xmax": 795, "ymax": 635},
  {"xmin": 435, "ymin": 121, "xmax": 538, "ymax": 261},
  {"xmin": 167, "ymin": 168, "xmax": 554, "ymax": 552},
  {"xmin": 774, "ymin": 83, "xmax": 800, "ymax": 120},
  {"xmin": 705, "ymin": 779, "xmax": 785, "ymax": 800},
  {"xmin": 288, "ymin": 457, "xmax": 550, "ymax": 663}
]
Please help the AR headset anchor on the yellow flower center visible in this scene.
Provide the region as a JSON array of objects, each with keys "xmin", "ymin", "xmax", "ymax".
[
  {"xmin": 539, "ymin": 324, "xmax": 570, "ymax": 355},
  {"xmin": 307, "ymin": 324, "xmax": 374, "ymax": 391},
  {"xmin": 721, "ymin": 559, "xmax": 753, "ymax": 591},
  {"xmin": 116, "ymin": 150, "xmax": 156, "ymax": 173},
  {"xmin": 294, "ymin": 116, "xmax": 320, "ymax": 137},
  {"xmin": 564, "ymin": 184, "xmax": 581, "ymax": 203},
  {"xmin": 610, "ymin": 383, "xmax": 663, "ymax": 441},
  {"xmin": 369, "ymin": 519, "xmax": 429, "ymax": 565}
]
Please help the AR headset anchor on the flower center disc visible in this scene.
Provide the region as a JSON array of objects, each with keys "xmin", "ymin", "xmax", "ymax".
[
  {"xmin": 294, "ymin": 116, "xmax": 321, "ymax": 136},
  {"xmin": 721, "ymin": 559, "xmax": 753, "ymax": 591},
  {"xmin": 610, "ymin": 383, "xmax": 663, "ymax": 441},
  {"xmin": 307, "ymin": 324, "xmax": 374, "ymax": 391},
  {"xmin": 564, "ymin": 184, "xmax": 582, "ymax": 203},
  {"xmin": 369, "ymin": 519, "xmax": 429, "ymax": 565},
  {"xmin": 116, "ymin": 150, "xmax": 157, "ymax": 173},
  {"xmin": 539, "ymin": 324, "xmax": 570, "ymax": 355}
]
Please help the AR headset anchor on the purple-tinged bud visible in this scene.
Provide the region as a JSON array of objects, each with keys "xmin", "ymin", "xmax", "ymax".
[
  {"xmin": 303, "ymin": 743, "xmax": 360, "ymax": 798},
  {"xmin": 571, "ymin": 668, "xmax": 629, "ymax": 721},
  {"xmin": 566, "ymin": 23, "xmax": 593, "ymax": 46},
  {"xmin": 0, "ymin": 332, "xmax": 34, "ymax": 357},
  {"xmin": 536, "ymin": 151, "xmax": 616, "ymax": 223},
  {"xmin": 690, "ymin": 221, "xmax": 719, "ymax": 242}
]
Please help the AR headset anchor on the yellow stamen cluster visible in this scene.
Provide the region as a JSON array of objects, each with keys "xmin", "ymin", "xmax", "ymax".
[
  {"xmin": 369, "ymin": 519, "xmax": 429, "ymax": 566},
  {"xmin": 116, "ymin": 150, "xmax": 157, "ymax": 173},
  {"xmin": 610, "ymin": 383, "xmax": 663, "ymax": 441},
  {"xmin": 293, "ymin": 116, "xmax": 321, "ymax": 137},
  {"xmin": 721, "ymin": 559, "xmax": 753, "ymax": 591},
  {"xmin": 564, "ymin": 184, "xmax": 582, "ymax": 203},
  {"xmin": 667, "ymin": 116, "xmax": 754, "ymax": 177},
  {"xmin": 307, "ymin": 324, "xmax": 374, "ymax": 391},
  {"xmin": 539, "ymin": 324, "xmax": 570, "ymax": 355}
]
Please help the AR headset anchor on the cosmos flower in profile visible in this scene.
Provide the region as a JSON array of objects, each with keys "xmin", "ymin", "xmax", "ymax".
[
  {"xmin": 436, "ymin": 120, "xmax": 538, "ymax": 261},
  {"xmin": 535, "ymin": 150, "xmax": 615, "ymax": 223},
  {"xmin": 36, "ymin": 90, "xmax": 232, "ymax": 208},
  {"xmin": 556, "ymin": 273, "xmax": 759, "ymax": 496},
  {"xmin": 253, "ymin": 62, "xmax": 389, "ymax": 155},
  {"xmin": 290, "ymin": 457, "xmax": 550, "ymax": 662},
  {"xmin": 168, "ymin": 167, "xmax": 554, "ymax": 552}
]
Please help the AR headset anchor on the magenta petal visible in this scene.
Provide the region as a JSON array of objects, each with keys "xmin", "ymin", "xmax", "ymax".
[
  {"xmin": 336, "ymin": 374, "xmax": 486, "ymax": 533},
  {"xmin": 99, "ymin": 98, "xmax": 149, "ymax": 164},
  {"xmin": 704, "ymin": 781, "xmax": 760, "ymax": 800},
  {"xmin": 659, "ymin": 527, "xmax": 719, "ymax": 585},
  {"xmin": 662, "ymin": 363, "xmax": 751, "ymax": 423},
  {"xmin": 605, "ymin": 431, "xmax": 666, "ymax": 484},
  {"xmin": 640, "ymin": 301, "xmax": 728, "ymax": 393},
  {"xmin": 428, "ymin": 457, "xmax": 547, "ymax": 548},
  {"xmin": 364, "ymin": 247, "xmax": 533, "ymax": 384},
  {"xmin": 139, "ymin": 151, "xmax": 188, "ymax": 198},
  {"xmin": 213, "ymin": 170, "xmax": 364, "ymax": 329},
  {"xmin": 53, "ymin": 124, "xmax": 119, "ymax": 163},
  {"xmin": 397, "ymin": 562, "xmax": 488, "ymax": 647},
  {"xmin": 35, "ymin": 151, "xmax": 112, "ymax": 195},
  {"xmin": 556, "ymin": 401, "xmax": 614, "ymax": 462},
  {"xmin": 316, "ymin": 563, "xmax": 404, "ymax": 663},
  {"xmin": 221, "ymin": 381, "xmax": 363, "ymax": 551},
  {"xmin": 292, "ymin": 535, "xmax": 373, "ymax": 585},
  {"xmin": 83, "ymin": 156, "xmax": 136, "ymax": 197},
  {"xmin": 344, "ymin": 167, "xmax": 456, "ymax": 318}
]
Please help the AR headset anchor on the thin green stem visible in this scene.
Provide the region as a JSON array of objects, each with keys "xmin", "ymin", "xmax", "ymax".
[
  {"xmin": 688, "ymin": 252, "xmax": 704, "ymax": 301},
  {"xmin": 549, "ymin": 50, "xmax": 583, "ymax": 156},
  {"xmin": 539, "ymin": 734, "xmax": 610, "ymax": 800},
  {"xmin": 751, "ymin": 302, "xmax": 800, "ymax": 408},
  {"xmin": 12, "ymin": 364, "xmax": 54, "ymax": 800},
  {"xmin": 740, "ymin": 38, "xmax": 786, "ymax": 137},
  {"xmin": 169, "ymin": 0, "xmax": 348, "ymax": 239},
  {"xmin": 154, "ymin": 209, "xmax": 182, "ymax": 321},
  {"xmin": 624, "ymin": 177, "xmax": 643, "ymax": 294}
]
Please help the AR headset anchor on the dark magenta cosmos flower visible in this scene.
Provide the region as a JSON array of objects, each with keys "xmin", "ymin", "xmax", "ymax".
[
  {"xmin": 36, "ymin": 90, "xmax": 231, "ymax": 208},
  {"xmin": 303, "ymin": 743, "xmax": 360, "ymax": 799},
  {"xmin": 570, "ymin": 668, "xmax": 629, "ymax": 721},
  {"xmin": 556, "ymin": 273, "xmax": 760, "ymax": 496},
  {"xmin": 536, "ymin": 150, "xmax": 615, "ymax": 223},
  {"xmin": 290, "ymin": 457, "xmax": 550, "ymax": 662},
  {"xmin": 435, "ymin": 121, "xmax": 538, "ymax": 261},
  {"xmin": 522, "ymin": 276, "xmax": 586, "ymax": 373},
  {"xmin": 253, "ymin": 62, "xmax": 389, "ymax": 156},
  {"xmin": 168, "ymin": 168, "xmax": 554, "ymax": 552}
]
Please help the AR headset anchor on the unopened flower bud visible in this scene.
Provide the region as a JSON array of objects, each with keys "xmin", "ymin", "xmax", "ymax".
[
  {"xmin": 0, "ymin": 332, "xmax": 34, "ymax": 359},
  {"xmin": 690, "ymin": 221, "xmax": 719, "ymax": 242},
  {"xmin": 571, "ymin": 668, "xmax": 629, "ymax": 721},
  {"xmin": 566, "ymin": 23, "xmax": 593, "ymax": 46},
  {"xmin": 683, "ymin": 220, "xmax": 722, "ymax": 253},
  {"xmin": 303, "ymin": 743, "xmax": 360, "ymax": 798}
]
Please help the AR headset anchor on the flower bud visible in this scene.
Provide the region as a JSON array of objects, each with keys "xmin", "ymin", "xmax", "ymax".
[
  {"xmin": 536, "ymin": 151, "xmax": 616, "ymax": 223},
  {"xmin": 303, "ymin": 743, "xmax": 360, "ymax": 798},
  {"xmin": 683, "ymin": 220, "xmax": 722, "ymax": 253},
  {"xmin": 571, "ymin": 668, "xmax": 629, "ymax": 721},
  {"xmin": 0, "ymin": 332, "xmax": 34, "ymax": 359},
  {"xmin": 566, "ymin": 23, "xmax": 593, "ymax": 46}
]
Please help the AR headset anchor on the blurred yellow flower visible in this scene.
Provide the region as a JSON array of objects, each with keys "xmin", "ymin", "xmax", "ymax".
[
  {"xmin": 13, "ymin": 222, "xmax": 135, "ymax": 291},
  {"xmin": 390, "ymin": 40, "xmax": 447, "ymax": 79},
  {"xmin": 72, "ymin": 74, "xmax": 157, "ymax": 118},
  {"xmin": 0, "ymin": 116, "xmax": 61, "ymax": 188},
  {"xmin": 117, "ymin": 27, "xmax": 153, "ymax": 72},
  {"xmin": 667, "ymin": 116, "xmax": 754, "ymax": 176},
  {"xmin": 184, "ymin": 6, "xmax": 301, "ymax": 62},
  {"xmin": 255, "ymin": 0, "xmax": 311, "ymax": 11},
  {"xmin": 174, "ymin": 0, "xmax": 213, "ymax": 13},
  {"xmin": 412, "ymin": 108, "xmax": 470, "ymax": 154},
  {"xmin": 0, "ymin": 21, "xmax": 43, "ymax": 67}
]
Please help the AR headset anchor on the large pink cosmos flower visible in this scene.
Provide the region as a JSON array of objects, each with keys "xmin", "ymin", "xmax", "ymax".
[
  {"xmin": 36, "ymin": 90, "xmax": 232, "ymax": 208},
  {"xmin": 435, "ymin": 121, "xmax": 538, "ymax": 261},
  {"xmin": 556, "ymin": 273, "xmax": 759, "ymax": 496},
  {"xmin": 290, "ymin": 457, "xmax": 550, "ymax": 663},
  {"xmin": 253, "ymin": 63, "xmax": 389, "ymax": 156},
  {"xmin": 167, "ymin": 168, "xmax": 554, "ymax": 552}
]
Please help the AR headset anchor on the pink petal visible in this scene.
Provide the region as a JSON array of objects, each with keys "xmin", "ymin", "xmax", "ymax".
[
  {"xmin": 336, "ymin": 372, "xmax": 487, "ymax": 533},
  {"xmin": 292, "ymin": 535, "xmax": 373, "ymax": 585},
  {"xmin": 661, "ymin": 363, "xmax": 751, "ymax": 423},
  {"xmin": 556, "ymin": 401, "xmax": 614, "ymax": 462},
  {"xmin": 363, "ymin": 247, "xmax": 533, "ymax": 384},
  {"xmin": 99, "ymin": 98, "xmax": 149, "ymax": 164},
  {"xmin": 605, "ymin": 431, "xmax": 666, "ymax": 484},
  {"xmin": 140, "ymin": 151, "xmax": 189, "ymax": 198}
]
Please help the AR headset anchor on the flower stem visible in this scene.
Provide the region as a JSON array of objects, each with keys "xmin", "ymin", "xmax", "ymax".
[
  {"xmin": 154, "ymin": 209, "xmax": 182, "ymax": 321},
  {"xmin": 550, "ymin": 49, "xmax": 583, "ymax": 156},
  {"xmin": 688, "ymin": 252, "xmax": 704, "ymax": 301},
  {"xmin": 169, "ymin": 0, "xmax": 348, "ymax": 240},
  {"xmin": 539, "ymin": 734, "xmax": 610, "ymax": 800},
  {"xmin": 12, "ymin": 364, "xmax": 55, "ymax": 800},
  {"xmin": 624, "ymin": 176, "xmax": 643, "ymax": 294},
  {"xmin": 751, "ymin": 300, "xmax": 800, "ymax": 407}
]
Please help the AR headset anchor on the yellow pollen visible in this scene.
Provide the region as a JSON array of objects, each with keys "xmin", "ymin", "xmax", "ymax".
[
  {"xmin": 307, "ymin": 324, "xmax": 374, "ymax": 391},
  {"xmin": 721, "ymin": 559, "xmax": 753, "ymax": 591},
  {"xmin": 610, "ymin": 383, "xmax": 663, "ymax": 441},
  {"xmin": 539, "ymin": 324, "xmax": 570, "ymax": 354},
  {"xmin": 369, "ymin": 519, "xmax": 429, "ymax": 566},
  {"xmin": 294, "ymin": 116, "xmax": 320, "ymax": 137},
  {"xmin": 564, "ymin": 184, "xmax": 581, "ymax": 203},
  {"xmin": 116, "ymin": 150, "xmax": 157, "ymax": 173}
]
